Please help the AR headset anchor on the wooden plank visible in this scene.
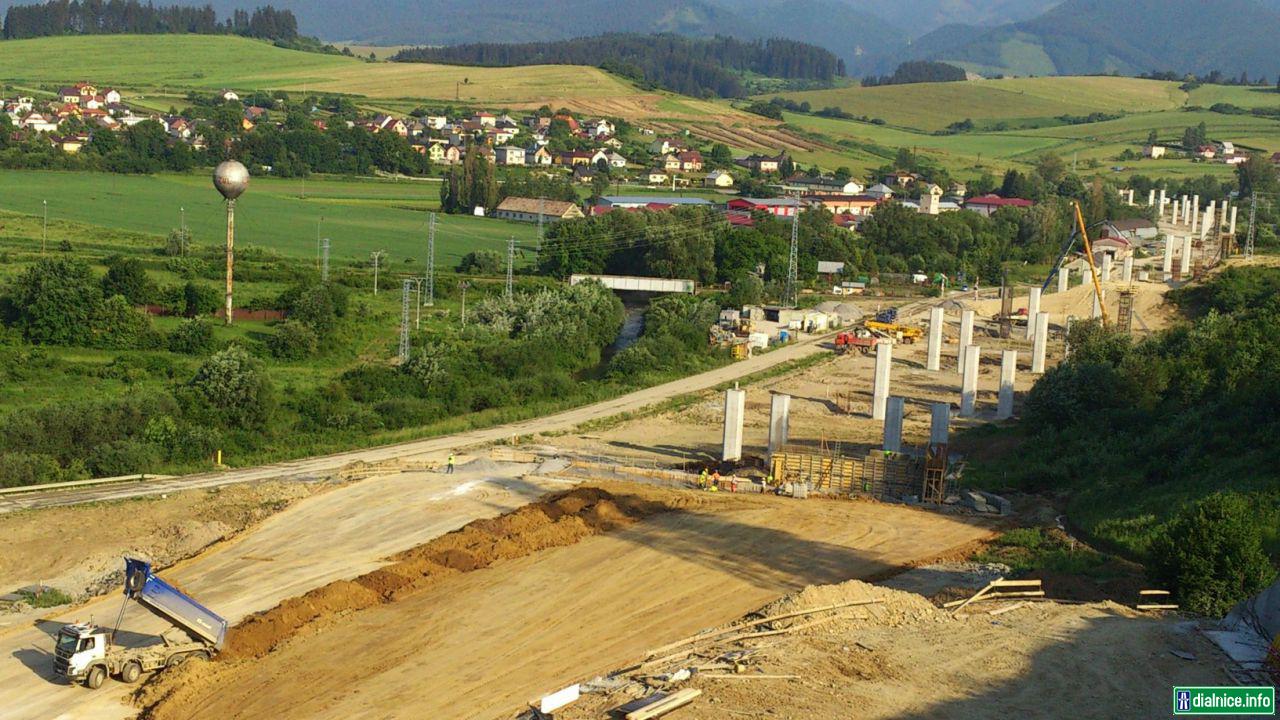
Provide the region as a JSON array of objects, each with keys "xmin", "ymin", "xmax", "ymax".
[
  {"xmin": 701, "ymin": 674, "xmax": 800, "ymax": 680},
  {"xmin": 626, "ymin": 689, "xmax": 702, "ymax": 720},
  {"xmin": 722, "ymin": 612, "xmax": 853, "ymax": 643},
  {"xmin": 990, "ymin": 580, "xmax": 1043, "ymax": 588},
  {"xmin": 988, "ymin": 602, "xmax": 1029, "ymax": 616},
  {"xmin": 949, "ymin": 578, "xmax": 1002, "ymax": 615},
  {"xmin": 1137, "ymin": 604, "xmax": 1179, "ymax": 610},
  {"xmin": 984, "ymin": 590, "xmax": 1046, "ymax": 599},
  {"xmin": 1138, "ymin": 590, "xmax": 1171, "ymax": 596}
]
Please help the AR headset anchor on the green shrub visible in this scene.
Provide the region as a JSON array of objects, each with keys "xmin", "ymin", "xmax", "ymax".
[
  {"xmin": 101, "ymin": 255, "xmax": 155, "ymax": 304},
  {"xmin": 1148, "ymin": 493, "xmax": 1276, "ymax": 616},
  {"xmin": 267, "ymin": 320, "xmax": 318, "ymax": 360},
  {"xmin": 168, "ymin": 318, "xmax": 215, "ymax": 355},
  {"xmin": 7, "ymin": 256, "xmax": 102, "ymax": 345},
  {"xmin": 456, "ymin": 249, "xmax": 503, "ymax": 275},
  {"xmin": 18, "ymin": 587, "xmax": 73, "ymax": 608},
  {"xmin": 186, "ymin": 346, "xmax": 275, "ymax": 428},
  {"xmin": 91, "ymin": 295, "xmax": 156, "ymax": 349},
  {"xmin": 0, "ymin": 452, "xmax": 64, "ymax": 487},
  {"xmin": 89, "ymin": 439, "xmax": 160, "ymax": 477}
]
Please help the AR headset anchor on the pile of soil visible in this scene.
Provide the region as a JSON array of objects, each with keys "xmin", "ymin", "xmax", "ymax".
[
  {"xmin": 758, "ymin": 578, "xmax": 944, "ymax": 631},
  {"xmin": 212, "ymin": 487, "xmax": 674, "ymax": 663}
]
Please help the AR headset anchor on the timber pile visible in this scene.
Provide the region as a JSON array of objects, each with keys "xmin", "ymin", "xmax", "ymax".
[{"xmin": 945, "ymin": 578, "xmax": 1045, "ymax": 616}]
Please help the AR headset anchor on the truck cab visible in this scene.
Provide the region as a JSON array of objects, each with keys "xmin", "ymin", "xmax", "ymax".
[{"xmin": 53, "ymin": 623, "xmax": 110, "ymax": 688}]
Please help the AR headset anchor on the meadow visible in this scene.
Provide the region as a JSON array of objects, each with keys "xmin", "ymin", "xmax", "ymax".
[{"xmin": 0, "ymin": 170, "xmax": 536, "ymax": 263}]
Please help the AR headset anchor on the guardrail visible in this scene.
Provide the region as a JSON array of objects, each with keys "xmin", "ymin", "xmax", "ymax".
[{"xmin": 0, "ymin": 473, "xmax": 175, "ymax": 497}]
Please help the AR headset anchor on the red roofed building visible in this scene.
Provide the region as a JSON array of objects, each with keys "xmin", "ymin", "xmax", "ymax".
[
  {"xmin": 728, "ymin": 197, "xmax": 803, "ymax": 217},
  {"xmin": 964, "ymin": 194, "xmax": 1034, "ymax": 217}
]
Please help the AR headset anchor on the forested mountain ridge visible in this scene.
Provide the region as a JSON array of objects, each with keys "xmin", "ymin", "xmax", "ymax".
[{"xmin": 392, "ymin": 34, "xmax": 845, "ymax": 99}]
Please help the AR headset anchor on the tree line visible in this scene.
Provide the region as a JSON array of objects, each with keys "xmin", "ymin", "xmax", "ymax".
[
  {"xmin": 391, "ymin": 33, "xmax": 844, "ymax": 99},
  {"xmin": 861, "ymin": 61, "xmax": 966, "ymax": 87},
  {"xmin": 2, "ymin": 0, "xmax": 298, "ymax": 40}
]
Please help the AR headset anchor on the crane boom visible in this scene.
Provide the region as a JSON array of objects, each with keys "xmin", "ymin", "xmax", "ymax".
[{"xmin": 1072, "ymin": 201, "xmax": 1109, "ymax": 327}]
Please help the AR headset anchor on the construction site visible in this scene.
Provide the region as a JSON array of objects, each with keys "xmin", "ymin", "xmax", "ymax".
[{"xmin": 1, "ymin": 192, "xmax": 1277, "ymax": 720}]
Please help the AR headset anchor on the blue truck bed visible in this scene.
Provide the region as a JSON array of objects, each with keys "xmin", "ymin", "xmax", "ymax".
[{"xmin": 124, "ymin": 558, "xmax": 227, "ymax": 649}]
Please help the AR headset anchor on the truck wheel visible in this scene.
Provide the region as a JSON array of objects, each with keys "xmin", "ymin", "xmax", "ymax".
[
  {"xmin": 121, "ymin": 661, "xmax": 141, "ymax": 684},
  {"xmin": 165, "ymin": 653, "xmax": 186, "ymax": 669},
  {"xmin": 85, "ymin": 666, "xmax": 106, "ymax": 690}
]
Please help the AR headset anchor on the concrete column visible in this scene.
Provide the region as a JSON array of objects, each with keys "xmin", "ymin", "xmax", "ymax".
[
  {"xmin": 883, "ymin": 396, "xmax": 905, "ymax": 453},
  {"xmin": 1101, "ymin": 254, "xmax": 1113, "ymax": 282},
  {"xmin": 1158, "ymin": 189, "xmax": 1166, "ymax": 212},
  {"xmin": 767, "ymin": 393, "xmax": 790, "ymax": 454},
  {"xmin": 722, "ymin": 388, "xmax": 745, "ymax": 462},
  {"xmin": 1221, "ymin": 201, "xmax": 1230, "ymax": 228},
  {"xmin": 1122, "ymin": 255, "xmax": 1134, "ymax": 283},
  {"xmin": 1057, "ymin": 266, "xmax": 1069, "ymax": 294},
  {"xmin": 1026, "ymin": 287, "xmax": 1041, "ymax": 339},
  {"xmin": 1201, "ymin": 208, "xmax": 1213, "ymax": 241},
  {"xmin": 1147, "ymin": 189, "xmax": 1155, "ymax": 207},
  {"xmin": 872, "ymin": 341, "xmax": 892, "ymax": 421},
  {"xmin": 929, "ymin": 402, "xmax": 950, "ymax": 445},
  {"xmin": 957, "ymin": 309, "xmax": 974, "ymax": 375},
  {"xmin": 1162, "ymin": 236, "xmax": 1174, "ymax": 280},
  {"xmin": 1191, "ymin": 195, "xmax": 1200, "ymax": 234},
  {"xmin": 1032, "ymin": 312, "xmax": 1049, "ymax": 373},
  {"xmin": 1207, "ymin": 200, "xmax": 1216, "ymax": 231},
  {"xmin": 926, "ymin": 306, "xmax": 943, "ymax": 372},
  {"xmin": 1064, "ymin": 316, "xmax": 1074, "ymax": 358},
  {"xmin": 1181, "ymin": 234, "xmax": 1193, "ymax": 277},
  {"xmin": 960, "ymin": 345, "xmax": 980, "ymax": 417},
  {"xmin": 1230, "ymin": 206, "xmax": 1238, "ymax": 235},
  {"xmin": 1091, "ymin": 290, "xmax": 1102, "ymax": 319},
  {"xmin": 997, "ymin": 349, "xmax": 1017, "ymax": 420}
]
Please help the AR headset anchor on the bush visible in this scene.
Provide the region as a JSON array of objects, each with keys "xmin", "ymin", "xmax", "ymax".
[
  {"xmin": 1148, "ymin": 493, "xmax": 1276, "ymax": 616},
  {"xmin": 456, "ymin": 249, "xmax": 504, "ymax": 275},
  {"xmin": 89, "ymin": 439, "xmax": 160, "ymax": 477},
  {"xmin": 267, "ymin": 320, "xmax": 318, "ymax": 360},
  {"xmin": 7, "ymin": 256, "xmax": 102, "ymax": 345},
  {"xmin": 168, "ymin": 318, "xmax": 215, "ymax": 355},
  {"xmin": 101, "ymin": 255, "xmax": 154, "ymax": 304},
  {"xmin": 187, "ymin": 346, "xmax": 275, "ymax": 428},
  {"xmin": 91, "ymin": 295, "xmax": 156, "ymax": 349},
  {"xmin": 0, "ymin": 451, "xmax": 64, "ymax": 487},
  {"xmin": 182, "ymin": 281, "xmax": 221, "ymax": 318}
]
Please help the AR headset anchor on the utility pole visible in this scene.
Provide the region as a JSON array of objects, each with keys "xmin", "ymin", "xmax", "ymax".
[
  {"xmin": 505, "ymin": 235, "xmax": 515, "ymax": 299},
  {"xmin": 458, "ymin": 280, "xmax": 470, "ymax": 327},
  {"xmin": 399, "ymin": 279, "xmax": 412, "ymax": 362},
  {"xmin": 414, "ymin": 277, "xmax": 424, "ymax": 329},
  {"xmin": 1246, "ymin": 192, "xmax": 1258, "ymax": 259},
  {"xmin": 426, "ymin": 212, "xmax": 436, "ymax": 306},
  {"xmin": 315, "ymin": 217, "xmax": 323, "ymax": 270},
  {"xmin": 785, "ymin": 195, "xmax": 800, "ymax": 307},
  {"xmin": 320, "ymin": 238, "xmax": 330, "ymax": 282},
  {"xmin": 371, "ymin": 250, "xmax": 386, "ymax": 295},
  {"xmin": 41, "ymin": 200, "xmax": 47, "ymax": 254},
  {"xmin": 179, "ymin": 206, "xmax": 187, "ymax": 256}
]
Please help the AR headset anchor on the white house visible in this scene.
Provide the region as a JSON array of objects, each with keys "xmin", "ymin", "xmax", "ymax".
[
  {"xmin": 704, "ymin": 170, "xmax": 734, "ymax": 188},
  {"xmin": 865, "ymin": 183, "xmax": 895, "ymax": 200},
  {"xmin": 219, "ymin": 90, "xmax": 240, "ymax": 102},
  {"xmin": 494, "ymin": 146, "xmax": 526, "ymax": 166},
  {"xmin": 1143, "ymin": 144, "xmax": 1166, "ymax": 159},
  {"xmin": 20, "ymin": 112, "xmax": 58, "ymax": 133},
  {"xmin": 605, "ymin": 151, "xmax": 628, "ymax": 169}
]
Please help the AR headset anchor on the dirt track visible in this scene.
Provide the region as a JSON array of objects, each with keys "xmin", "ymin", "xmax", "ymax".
[{"xmin": 136, "ymin": 485, "xmax": 993, "ymax": 720}]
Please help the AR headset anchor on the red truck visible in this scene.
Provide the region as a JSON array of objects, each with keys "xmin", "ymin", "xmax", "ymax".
[{"xmin": 834, "ymin": 332, "xmax": 878, "ymax": 355}]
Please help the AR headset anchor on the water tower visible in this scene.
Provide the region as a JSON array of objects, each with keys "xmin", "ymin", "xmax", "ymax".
[{"xmin": 213, "ymin": 161, "xmax": 249, "ymax": 325}]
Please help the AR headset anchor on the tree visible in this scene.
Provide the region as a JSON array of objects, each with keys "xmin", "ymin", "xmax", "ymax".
[
  {"xmin": 1236, "ymin": 153, "xmax": 1279, "ymax": 197},
  {"xmin": 187, "ymin": 346, "xmax": 275, "ymax": 427},
  {"xmin": 1034, "ymin": 154, "xmax": 1067, "ymax": 184},
  {"xmin": 1146, "ymin": 129, "xmax": 1159, "ymax": 146},
  {"xmin": 266, "ymin": 320, "xmax": 318, "ymax": 359},
  {"xmin": 91, "ymin": 295, "xmax": 154, "ymax": 349},
  {"xmin": 6, "ymin": 257, "xmax": 102, "ymax": 345},
  {"xmin": 589, "ymin": 172, "xmax": 610, "ymax": 203},
  {"xmin": 1149, "ymin": 493, "xmax": 1275, "ymax": 616},
  {"xmin": 101, "ymin": 255, "xmax": 154, "ymax": 305},
  {"xmin": 708, "ymin": 143, "xmax": 733, "ymax": 166},
  {"xmin": 168, "ymin": 318, "xmax": 215, "ymax": 355},
  {"xmin": 725, "ymin": 273, "xmax": 764, "ymax": 307},
  {"xmin": 456, "ymin": 250, "xmax": 504, "ymax": 275}
]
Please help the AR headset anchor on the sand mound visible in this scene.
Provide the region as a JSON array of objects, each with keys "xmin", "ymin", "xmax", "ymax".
[{"xmin": 759, "ymin": 578, "xmax": 942, "ymax": 630}]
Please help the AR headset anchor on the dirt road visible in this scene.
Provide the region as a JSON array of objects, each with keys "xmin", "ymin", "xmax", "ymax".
[
  {"xmin": 0, "ymin": 464, "xmax": 572, "ymax": 720},
  {"xmin": 140, "ymin": 487, "xmax": 994, "ymax": 720},
  {"xmin": 0, "ymin": 332, "xmax": 832, "ymax": 515}
]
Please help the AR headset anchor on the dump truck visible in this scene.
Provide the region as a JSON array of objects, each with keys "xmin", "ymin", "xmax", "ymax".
[
  {"xmin": 834, "ymin": 330, "xmax": 878, "ymax": 355},
  {"xmin": 54, "ymin": 558, "xmax": 226, "ymax": 689}
]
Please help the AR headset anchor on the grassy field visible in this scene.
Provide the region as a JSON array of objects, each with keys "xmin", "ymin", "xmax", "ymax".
[
  {"xmin": 0, "ymin": 34, "xmax": 636, "ymax": 105},
  {"xmin": 0, "ymin": 171, "xmax": 538, "ymax": 264}
]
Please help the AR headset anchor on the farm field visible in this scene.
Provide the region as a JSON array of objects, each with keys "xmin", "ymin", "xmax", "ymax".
[{"xmin": 0, "ymin": 170, "xmax": 531, "ymax": 263}]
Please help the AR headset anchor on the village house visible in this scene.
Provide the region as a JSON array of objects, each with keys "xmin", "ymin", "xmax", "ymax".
[
  {"xmin": 219, "ymin": 90, "xmax": 240, "ymax": 102},
  {"xmin": 1143, "ymin": 144, "xmax": 1166, "ymax": 159},
  {"xmin": 557, "ymin": 150, "xmax": 594, "ymax": 167},
  {"xmin": 494, "ymin": 146, "xmax": 526, "ymax": 166},
  {"xmin": 585, "ymin": 119, "xmax": 615, "ymax": 137},
  {"xmin": 495, "ymin": 197, "xmax": 585, "ymax": 223},
  {"xmin": 472, "ymin": 112, "xmax": 496, "ymax": 128},
  {"xmin": 52, "ymin": 134, "xmax": 89, "ymax": 153},
  {"xmin": 573, "ymin": 166, "xmax": 598, "ymax": 184},
  {"xmin": 704, "ymin": 169, "xmax": 734, "ymax": 188},
  {"xmin": 728, "ymin": 196, "xmax": 803, "ymax": 217},
  {"xmin": 864, "ymin": 183, "xmax": 895, "ymax": 200},
  {"xmin": 645, "ymin": 169, "xmax": 670, "ymax": 185},
  {"xmin": 604, "ymin": 151, "xmax": 628, "ymax": 169},
  {"xmin": 661, "ymin": 154, "xmax": 682, "ymax": 172},
  {"xmin": 648, "ymin": 137, "xmax": 683, "ymax": 155},
  {"xmin": 1102, "ymin": 218, "xmax": 1159, "ymax": 242},
  {"xmin": 439, "ymin": 145, "xmax": 463, "ymax": 165},
  {"xmin": 1196, "ymin": 145, "xmax": 1216, "ymax": 159},
  {"xmin": 735, "ymin": 152, "xmax": 787, "ymax": 174},
  {"xmin": 805, "ymin": 194, "xmax": 881, "ymax": 216},
  {"xmin": 964, "ymin": 194, "xmax": 1034, "ymax": 217},
  {"xmin": 370, "ymin": 114, "xmax": 408, "ymax": 136},
  {"xmin": 884, "ymin": 170, "xmax": 921, "ymax": 187},
  {"xmin": 787, "ymin": 175, "xmax": 864, "ymax": 195},
  {"xmin": 599, "ymin": 136, "xmax": 623, "ymax": 149},
  {"xmin": 589, "ymin": 149, "xmax": 611, "ymax": 167},
  {"xmin": 527, "ymin": 145, "xmax": 553, "ymax": 166},
  {"xmin": 677, "ymin": 150, "xmax": 704, "ymax": 172},
  {"xmin": 19, "ymin": 112, "xmax": 58, "ymax": 133},
  {"xmin": 553, "ymin": 114, "xmax": 579, "ymax": 132},
  {"xmin": 598, "ymin": 196, "xmax": 712, "ymax": 210},
  {"xmin": 524, "ymin": 115, "xmax": 551, "ymax": 131}
]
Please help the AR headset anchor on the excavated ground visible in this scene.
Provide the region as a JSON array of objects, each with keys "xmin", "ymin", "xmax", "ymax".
[{"xmin": 133, "ymin": 483, "xmax": 994, "ymax": 720}]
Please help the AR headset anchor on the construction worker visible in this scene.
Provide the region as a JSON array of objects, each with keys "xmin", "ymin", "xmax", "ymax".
[
  {"xmin": 446, "ymin": 452, "xmax": 455, "ymax": 474},
  {"xmin": 698, "ymin": 468, "xmax": 709, "ymax": 490},
  {"xmin": 711, "ymin": 470, "xmax": 721, "ymax": 490},
  {"xmin": 729, "ymin": 475, "xmax": 738, "ymax": 493}
]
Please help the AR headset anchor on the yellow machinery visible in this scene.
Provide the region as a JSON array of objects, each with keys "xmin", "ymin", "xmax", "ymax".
[{"xmin": 863, "ymin": 320, "xmax": 924, "ymax": 344}]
